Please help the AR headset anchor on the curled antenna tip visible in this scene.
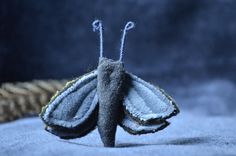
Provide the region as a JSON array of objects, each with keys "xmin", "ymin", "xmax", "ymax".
[
  {"xmin": 92, "ymin": 20, "xmax": 102, "ymax": 32},
  {"xmin": 124, "ymin": 21, "xmax": 135, "ymax": 30}
]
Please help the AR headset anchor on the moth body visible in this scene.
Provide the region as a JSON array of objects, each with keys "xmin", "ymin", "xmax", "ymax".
[
  {"xmin": 40, "ymin": 20, "xmax": 180, "ymax": 148},
  {"xmin": 97, "ymin": 57, "xmax": 125, "ymax": 147}
]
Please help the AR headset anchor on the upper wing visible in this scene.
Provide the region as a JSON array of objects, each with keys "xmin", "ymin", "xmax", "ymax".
[
  {"xmin": 122, "ymin": 72, "xmax": 179, "ymax": 124},
  {"xmin": 40, "ymin": 70, "xmax": 98, "ymax": 138}
]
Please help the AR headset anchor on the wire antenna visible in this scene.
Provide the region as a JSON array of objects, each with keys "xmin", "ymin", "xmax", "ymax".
[
  {"xmin": 119, "ymin": 21, "xmax": 135, "ymax": 61},
  {"xmin": 92, "ymin": 20, "xmax": 104, "ymax": 58}
]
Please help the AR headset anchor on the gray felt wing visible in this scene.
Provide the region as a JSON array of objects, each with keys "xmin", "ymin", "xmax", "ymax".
[
  {"xmin": 40, "ymin": 70, "xmax": 98, "ymax": 138},
  {"xmin": 122, "ymin": 72, "xmax": 179, "ymax": 124}
]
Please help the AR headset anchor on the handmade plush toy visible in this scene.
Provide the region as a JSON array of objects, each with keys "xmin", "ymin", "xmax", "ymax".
[{"xmin": 40, "ymin": 20, "xmax": 179, "ymax": 147}]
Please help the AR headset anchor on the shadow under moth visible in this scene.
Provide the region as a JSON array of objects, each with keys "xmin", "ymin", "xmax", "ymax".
[{"xmin": 40, "ymin": 20, "xmax": 180, "ymax": 147}]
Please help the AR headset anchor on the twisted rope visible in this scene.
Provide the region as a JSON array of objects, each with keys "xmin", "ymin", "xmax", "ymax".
[{"xmin": 0, "ymin": 80, "xmax": 67, "ymax": 123}]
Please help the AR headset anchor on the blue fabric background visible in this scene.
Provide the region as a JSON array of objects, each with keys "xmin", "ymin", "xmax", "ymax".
[
  {"xmin": 0, "ymin": 0, "xmax": 235, "ymax": 155},
  {"xmin": 0, "ymin": 0, "xmax": 235, "ymax": 84}
]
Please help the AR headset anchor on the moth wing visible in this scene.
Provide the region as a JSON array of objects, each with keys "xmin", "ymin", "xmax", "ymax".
[
  {"xmin": 122, "ymin": 72, "xmax": 179, "ymax": 124},
  {"xmin": 40, "ymin": 70, "xmax": 98, "ymax": 139},
  {"xmin": 119, "ymin": 111, "xmax": 169, "ymax": 135}
]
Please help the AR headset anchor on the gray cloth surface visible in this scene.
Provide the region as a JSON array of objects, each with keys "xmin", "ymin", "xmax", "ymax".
[{"xmin": 0, "ymin": 111, "xmax": 235, "ymax": 156}]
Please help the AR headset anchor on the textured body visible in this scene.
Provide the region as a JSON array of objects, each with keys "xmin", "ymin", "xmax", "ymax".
[{"xmin": 97, "ymin": 57, "xmax": 125, "ymax": 147}]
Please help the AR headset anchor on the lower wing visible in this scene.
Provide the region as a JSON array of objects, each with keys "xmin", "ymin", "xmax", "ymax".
[{"xmin": 119, "ymin": 111, "xmax": 169, "ymax": 135}]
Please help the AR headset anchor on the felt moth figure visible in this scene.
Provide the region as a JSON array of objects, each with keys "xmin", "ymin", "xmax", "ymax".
[{"xmin": 40, "ymin": 20, "xmax": 180, "ymax": 147}]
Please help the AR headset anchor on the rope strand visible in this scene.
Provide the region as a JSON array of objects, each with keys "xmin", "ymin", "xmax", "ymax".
[{"xmin": 0, "ymin": 80, "xmax": 66, "ymax": 122}]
